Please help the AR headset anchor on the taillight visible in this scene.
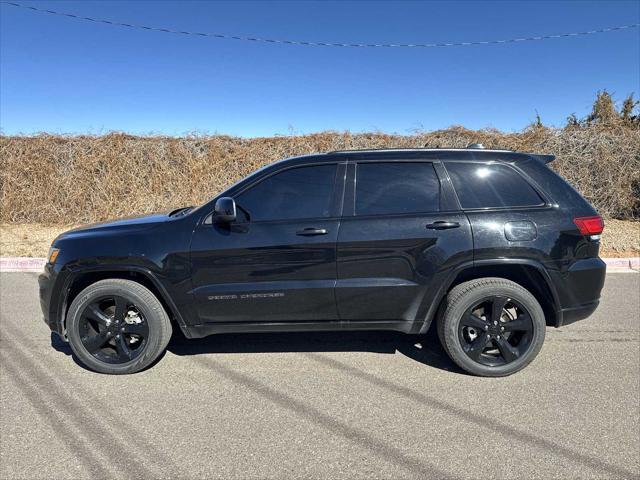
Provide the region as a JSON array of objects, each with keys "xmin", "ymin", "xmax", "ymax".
[{"xmin": 573, "ymin": 216, "xmax": 604, "ymax": 235}]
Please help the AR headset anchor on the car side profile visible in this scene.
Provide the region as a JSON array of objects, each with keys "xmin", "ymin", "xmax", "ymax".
[{"xmin": 39, "ymin": 145, "xmax": 606, "ymax": 376}]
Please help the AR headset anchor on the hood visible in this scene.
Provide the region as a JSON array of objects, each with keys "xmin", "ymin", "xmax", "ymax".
[{"xmin": 55, "ymin": 212, "xmax": 170, "ymax": 242}]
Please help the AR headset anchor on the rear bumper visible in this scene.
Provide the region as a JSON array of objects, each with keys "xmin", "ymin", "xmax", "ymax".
[
  {"xmin": 551, "ymin": 257, "xmax": 606, "ymax": 327},
  {"xmin": 557, "ymin": 300, "xmax": 600, "ymax": 327}
]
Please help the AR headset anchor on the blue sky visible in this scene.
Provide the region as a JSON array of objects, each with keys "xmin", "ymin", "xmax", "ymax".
[{"xmin": 1, "ymin": 0, "xmax": 639, "ymax": 137}]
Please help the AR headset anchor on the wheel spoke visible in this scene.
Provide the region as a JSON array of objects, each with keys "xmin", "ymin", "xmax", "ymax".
[
  {"xmin": 85, "ymin": 305, "xmax": 110, "ymax": 326},
  {"xmin": 114, "ymin": 335, "xmax": 133, "ymax": 361},
  {"xmin": 461, "ymin": 313, "xmax": 488, "ymax": 330},
  {"xmin": 495, "ymin": 337, "xmax": 519, "ymax": 363},
  {"xmin": 82, "ymin": 331, "xmax": 110, "ymax": 353},
  {"xmin": 503, "ymin": 314, "xmax": 532, "ymax": 332},
  {"xmin": 490, "ymin": 296, "xmax": 508, "ymax": 323},
  {"xmin": 122, "ymin": 323, "xmax": 146, "ymax": 336},
  {"xmin": 465, "ymin": 335, "xmax": 489, "ymax": 361},
  {"xmin": 114, "ymin": 296, "xmax": 127, "ymax": 323}
]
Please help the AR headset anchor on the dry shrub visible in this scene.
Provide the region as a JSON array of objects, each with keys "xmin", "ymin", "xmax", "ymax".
[{"xmin": 1, "ymin": 125, "xmax": 639, "ymax": 224}]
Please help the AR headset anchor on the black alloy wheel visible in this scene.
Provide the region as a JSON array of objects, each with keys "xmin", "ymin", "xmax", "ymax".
[
  {"xmin": 438, "ymin": 277, "xmax": 546, "ymax": 377},
  {"xmin": 458, "ymin": 295, "xmax": 534, "ymax": 367},
  {"xmin": 79, "ymin": 295, "xmax": 150, "ymax": 364},
  {"xmin": 67, "ymin": 279, "xmax": 172, "ymax": 374}
]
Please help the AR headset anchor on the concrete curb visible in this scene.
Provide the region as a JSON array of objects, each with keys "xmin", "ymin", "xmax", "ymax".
[
  {"xmin": 603, "ymin": 257, "xmax": 640, "ymax": 270},
  {"xmin": 1, "ymin": 256, "xmax": 638, "ymax": 273},
  {"xmin": 1, "ymin": 257, "xmax": 47, "ymax": 272}
]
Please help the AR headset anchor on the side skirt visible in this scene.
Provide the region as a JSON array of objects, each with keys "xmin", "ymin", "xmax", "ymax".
[{"xmin": 183, "ymin": 320, "xmax": 422, "ymax": 339}]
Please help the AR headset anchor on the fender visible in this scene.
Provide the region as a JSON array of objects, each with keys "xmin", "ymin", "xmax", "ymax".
[
  {"xmin": 418, "ymin": 258, "xmax": 562, "ymax": 334},
  {"xmin": 55, "ymin": 264, "xmax": 190, "ymax": 338}
]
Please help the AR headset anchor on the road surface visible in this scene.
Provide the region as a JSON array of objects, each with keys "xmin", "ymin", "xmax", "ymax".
[{"xmin": 1, "ymin": 272, "xmax": 638, "ymax": 479}]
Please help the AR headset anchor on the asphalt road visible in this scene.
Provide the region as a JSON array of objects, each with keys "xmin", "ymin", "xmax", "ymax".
[{"xmin": 0, "ymin": 272, "xmax": 638, "ymax": 480}]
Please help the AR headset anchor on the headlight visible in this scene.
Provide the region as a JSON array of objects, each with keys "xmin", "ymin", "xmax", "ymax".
[{"xmin": 48, "ymin": 247, "xmax": 60, "ymax": 264}]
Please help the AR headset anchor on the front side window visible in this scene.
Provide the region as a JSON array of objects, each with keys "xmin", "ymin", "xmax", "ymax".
[
  {"xmin": 355, "ymin": 162, "xmax": 440, "ymax": 216},
  {"xmin": 446, "ymin": 162, "xmax": 544, "ymax": 209},
  {"xmin": 236, "ymin": 164, "xmax": 337, "ymax": 221}
]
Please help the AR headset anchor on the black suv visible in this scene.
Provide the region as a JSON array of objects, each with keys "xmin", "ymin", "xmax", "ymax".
[{"xmin": 39, "ymin": 146, "xmax": 606, "ymax": 376}]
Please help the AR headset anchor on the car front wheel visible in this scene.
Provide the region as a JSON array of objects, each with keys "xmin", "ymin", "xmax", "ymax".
[
  {"xmin": 438, "ymin": 277, "xmax": 546, "ymax": 377},
  {"xmin": 66, "ymin": 279, "xmax": 172, "ymax": 374}
]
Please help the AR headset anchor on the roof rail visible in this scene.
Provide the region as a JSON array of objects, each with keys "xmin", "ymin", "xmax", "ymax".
[
  {"xmin": 328, "ymin": 146, "xmax": 513, "ymax": 154},
  {"xmin": 466, "ymin": 143, "xmax": 485, "ymax": 149}
]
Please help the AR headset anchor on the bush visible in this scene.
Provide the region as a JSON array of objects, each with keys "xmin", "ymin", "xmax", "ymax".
[{"xmin": 1, "ymin": 125, "xmax": 639, "ymax": 224}]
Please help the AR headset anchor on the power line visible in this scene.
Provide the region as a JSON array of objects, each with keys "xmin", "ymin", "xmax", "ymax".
[{"xmin": 2, "ymin": 1, "xmax": 639, "ymax": 49}]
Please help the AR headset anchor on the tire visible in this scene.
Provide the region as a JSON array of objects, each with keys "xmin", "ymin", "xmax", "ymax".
[
  {"xmin": 67, "ymin": 279, "xmax": 172, "ymax": 374},
  {"xmin": 437, "ymin": 277, "xmax": 545, "ymax": 377}
]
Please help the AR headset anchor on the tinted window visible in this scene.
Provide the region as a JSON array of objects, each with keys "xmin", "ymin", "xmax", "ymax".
[
  {"xmin": 237, "ymin": 165, "xmax": 337, "ymax": 221},
  {"xmin": 355, "ymin": 162, "xmax": 440, "ymax": 215},
  {"xmin": 446, "ymin": 162, "xmax": 543, "ymax": 209}
]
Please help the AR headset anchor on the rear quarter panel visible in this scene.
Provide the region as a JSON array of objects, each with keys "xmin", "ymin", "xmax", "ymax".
[{"xmin": 468, "ymin": 205, "xmax": 604, "ymax": 311}]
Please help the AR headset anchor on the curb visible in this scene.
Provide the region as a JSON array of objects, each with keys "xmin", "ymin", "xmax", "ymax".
[
  {"xmin": 1, "ymin": 256, "xmax": 638, "ymax": 273},
  {"xmin": 603, "ymin": 257, "xmax": 640, "ymax": 270},
  {"xmin": 0, "ymin": 257, "xmax": 47, "ymax": 272}
]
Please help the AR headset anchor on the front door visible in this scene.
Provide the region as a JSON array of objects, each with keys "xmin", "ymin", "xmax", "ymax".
[
  {"xmin": 190, "ymin": 163, "xmax": 344, "ymax": 324},
  {"xmin": 336, "ymin": 160, "xmax": 473, "ymax": 327}
]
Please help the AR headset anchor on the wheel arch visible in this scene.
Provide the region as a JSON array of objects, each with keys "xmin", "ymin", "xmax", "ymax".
[
  {"xmin": 58, "ymin": 267, "xmax": 189, "ymax": 338},
  {"xmin": 421, "ymin": 259, "xmax": 562, "ymax": 333}
]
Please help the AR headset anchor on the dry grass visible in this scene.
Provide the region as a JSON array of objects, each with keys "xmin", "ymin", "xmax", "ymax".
[
  {"xmin": 1, "ymin": 125, "xmax": 639, "ymax": 224},
  {"xmin": 1, "ymin": 221, "xmax": 637, "ymax": 259},
  {"xmin": 0, "ymin": 223, "xmax": 76, "ymax": 257},
  {"xmin": 599, "ymin": 219, "xmax": 640, "ymax": 257}
]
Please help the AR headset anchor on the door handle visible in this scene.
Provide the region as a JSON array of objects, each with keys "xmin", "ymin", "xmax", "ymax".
[
  {"xmin": 296, "ymin": 228, "xmax": 328, "ymax": 236},
  {"xmin": 426, "ymin": 221, "xmax": 460, "ymax": 230}
]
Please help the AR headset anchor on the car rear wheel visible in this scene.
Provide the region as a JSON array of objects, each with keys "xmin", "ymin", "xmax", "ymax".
[
  {"xmin": 437, "ymin": 277, "xmax": 546, "ymax": 377},
  {"xmin": 67, "ymin": 279, "xmax": 172, "ymax": 374}
]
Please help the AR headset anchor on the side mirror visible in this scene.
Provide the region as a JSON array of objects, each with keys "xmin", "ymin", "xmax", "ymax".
[{"xmin": 214, "ymin": 197, "xmax": 236, "ymax": 223}]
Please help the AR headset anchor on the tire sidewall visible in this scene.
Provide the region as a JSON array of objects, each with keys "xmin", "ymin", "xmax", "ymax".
[
  {"xmin": 443, "ymin": 281, "xmax": 546, "ymax": 377},
  {"xmin": 67, "ymin": 281, "xmax": 168, "ymax": 374}
]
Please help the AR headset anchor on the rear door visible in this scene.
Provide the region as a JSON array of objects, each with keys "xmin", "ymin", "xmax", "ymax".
[{"xmin": 336, "ymin": 159, "xmax": 473, "ymax": 328}]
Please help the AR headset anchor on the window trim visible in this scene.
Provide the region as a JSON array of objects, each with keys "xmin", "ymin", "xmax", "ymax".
[
  {"xmin": 346, "ymin": 159, "xmax": 444, "ymax": 218},
  {"xmin": 441, "ymin": 160, "xmax": 551, "ymax": 211}
]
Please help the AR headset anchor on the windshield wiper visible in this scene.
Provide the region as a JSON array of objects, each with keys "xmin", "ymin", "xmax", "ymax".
[{"xmin": 169, "ymin": 206, "xmax": 194, "ymax": 217}]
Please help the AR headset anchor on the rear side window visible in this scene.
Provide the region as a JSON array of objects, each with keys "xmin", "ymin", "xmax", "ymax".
[
  {"xmin": 446, "ymin": 162, "xmax": 543, "ymax": 209},
  {"xmin": 355, "ymin": 162, "xmax": 440, "ymax": 215},
  {"xmin": 236, "ymin": 164, "xmax": 337, "ymax": 221}
]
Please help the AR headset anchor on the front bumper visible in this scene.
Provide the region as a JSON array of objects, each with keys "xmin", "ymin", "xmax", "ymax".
[{"xmin": 38, "ymin": 263, "xmax": 65, "ymax": 337}]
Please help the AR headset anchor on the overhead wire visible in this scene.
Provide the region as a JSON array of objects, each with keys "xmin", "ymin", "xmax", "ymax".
[{"xmin": 2, "ymin": 1, "xmax": 639, "ymax": 49}]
